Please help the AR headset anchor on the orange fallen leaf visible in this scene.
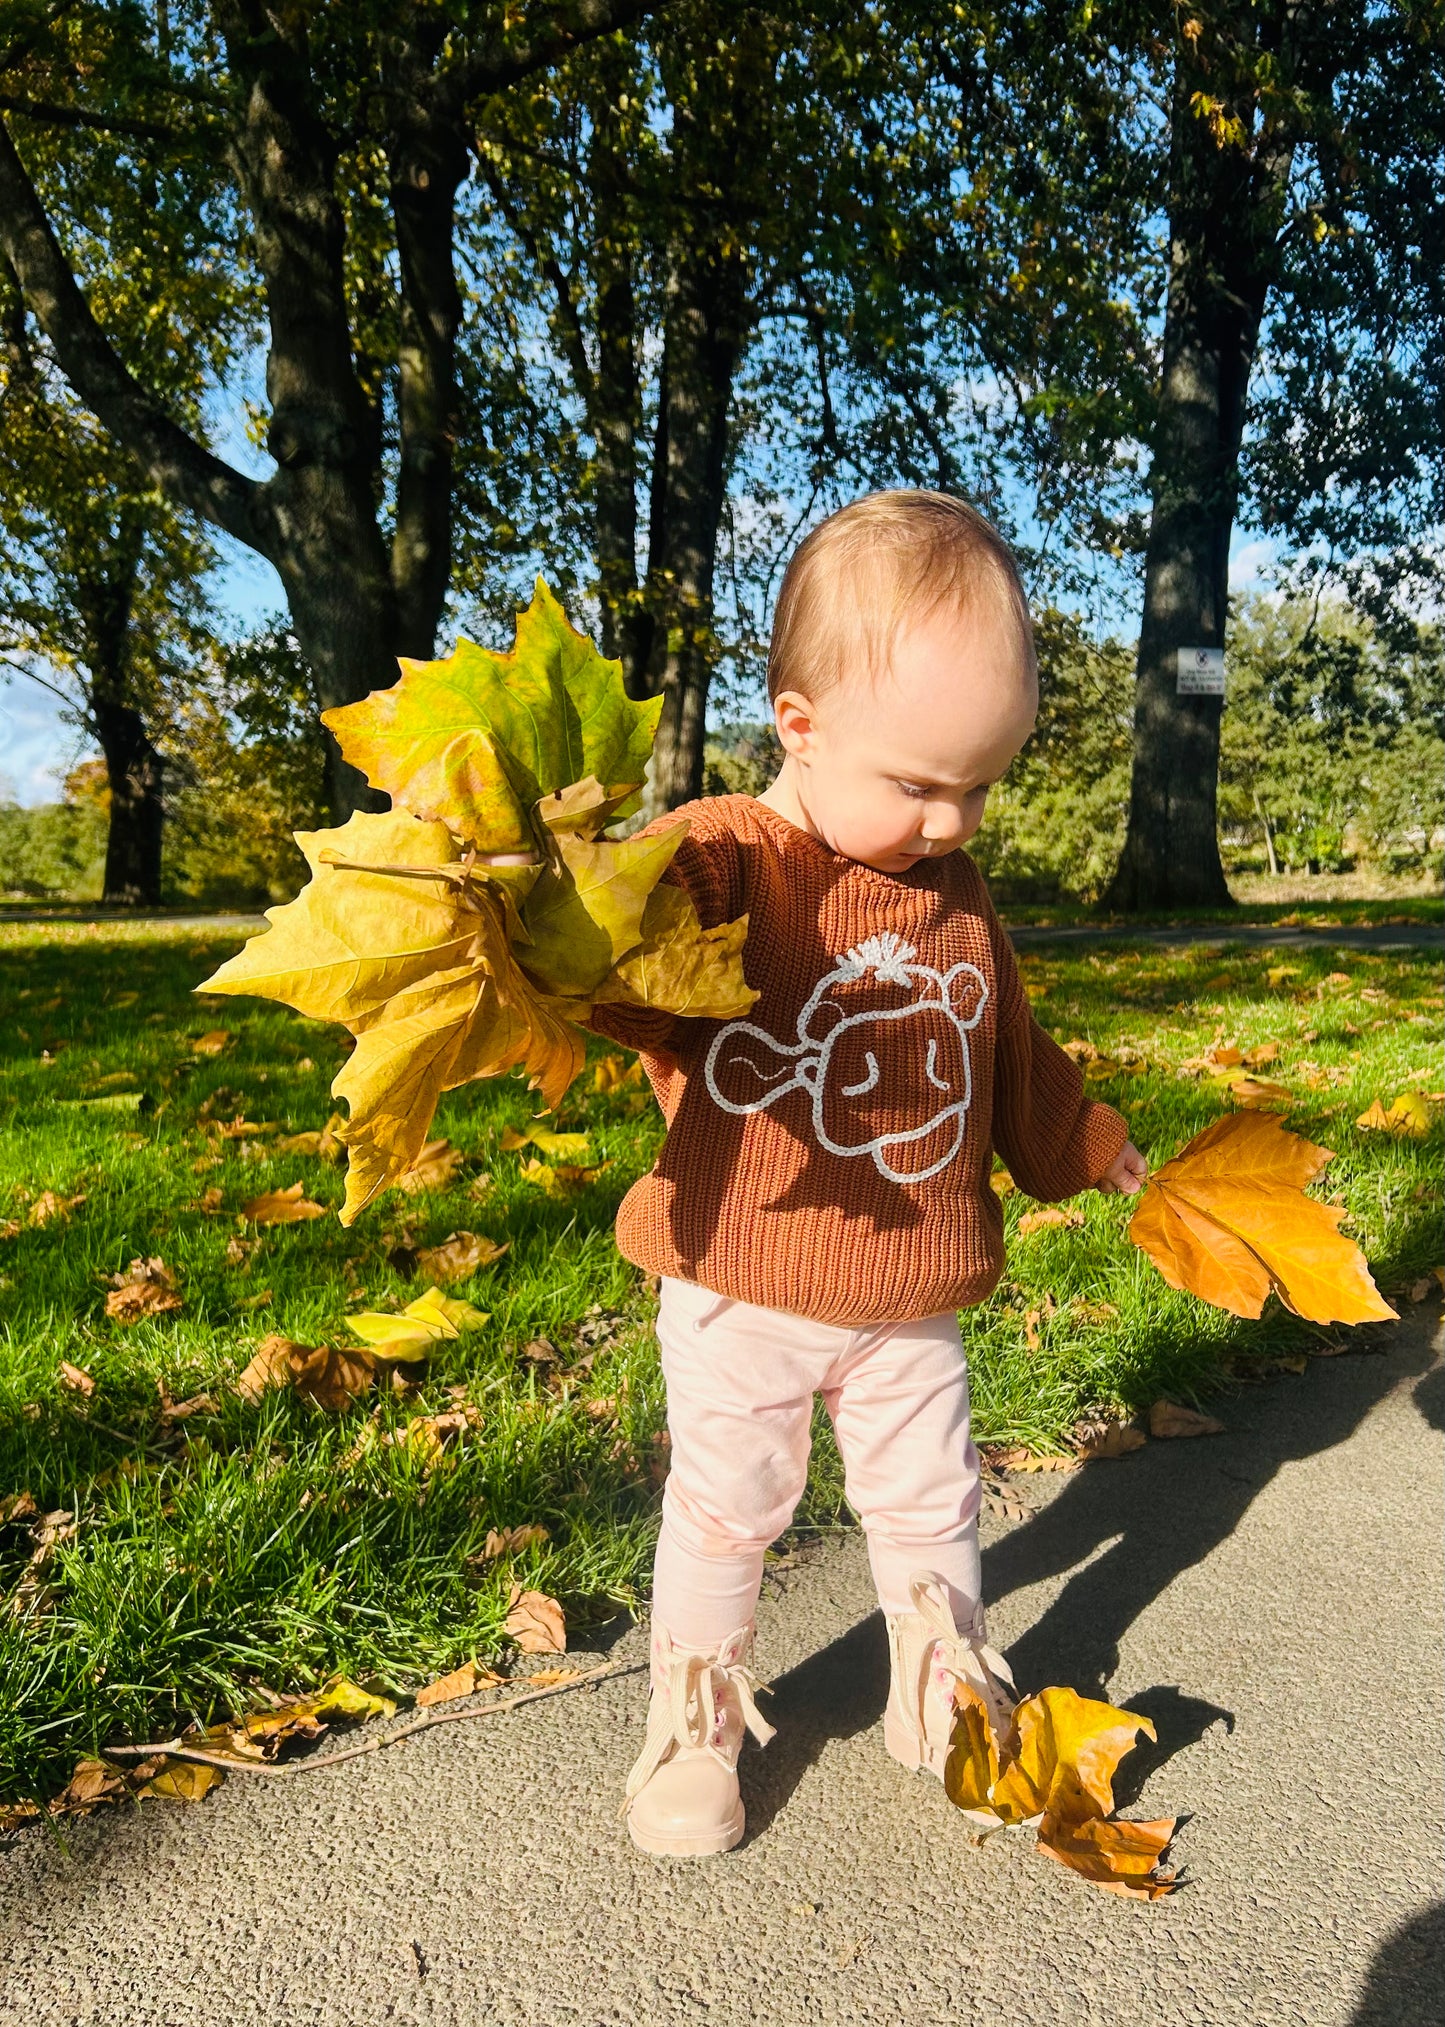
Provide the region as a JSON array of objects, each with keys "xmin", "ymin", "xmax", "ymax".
[
  {"xmin": 990, "ymin": 1165, "xmax": 1015, "ymax": 1199},
  {"xmin": 1128, "ymin": 1112, "xmax": 1396, "ymax": 1325},
  {"xmin": 242, "ymin": 1182, "xmax": 328, "ymax": 1226},
  {"xmin": 1015, "ymin": 1207, "xmax": 1085, "ymax": 1237},
  {"xmin": 417, "ymin": 1661, "xmax": 484, "ymax": 1707},
  {"xmin": 276, "ymin": 1116, "xmax": 346, "ymax": 1162},
  {"xmin": 524, "ymin": 1666, "xmax": 585, "ymax": 1690},
  {"xmin": 105, "ymin": 1257, "xmax": 183, "ymax": 1322},
  {"xmin": 503, "ymin": 1583, "xmax": 565, "ymax": 1654},
  {"xmin": 190, "ymin": 1029, "xmax": 231, "ymax": 1056},
  {"xmin": 1039, "ymin": 1807, "xmax": 1178, "ymax": 1899},
  {"xmin": 1226, "ymin": 1075, "xmax": 1293, "ymax": 1111},
  {"xmin": 1148, "ymin": 1399, "xmax": 1225, "ymax": 1439},
  {"xmin": 58, "ymin": 1361, "xmax": 94, "ymax": 1397}
]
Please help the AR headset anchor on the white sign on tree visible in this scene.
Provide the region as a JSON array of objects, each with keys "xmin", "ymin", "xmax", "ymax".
[{"xmin": 1176, "ymin": 647, "xmax": 1226, "ymax": 696}]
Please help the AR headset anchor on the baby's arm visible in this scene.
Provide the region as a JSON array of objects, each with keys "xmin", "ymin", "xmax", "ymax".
[{"xmin": 981, "ymin": 896, "xmax": 1137, "ymax": 1200}]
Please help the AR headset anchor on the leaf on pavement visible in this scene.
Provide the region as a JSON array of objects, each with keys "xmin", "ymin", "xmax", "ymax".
[
  {"xmin": 1128, "ymin": 1112, "xmax": 1397, "ymax": 1325},
  {"xmin": 138, "ymin": 1759, "xmax": 223, "ymax": 1803},
  {"xmin": 1148, "ymin": 1399, "xmax": 1225, "ymax": 1439},
  {"xmin": 415, "ymin": 1660, "xmax": 499, "ymax": 1707},
  {"xmin": 242, "ymin": 1181, "xmax": 328, "ymax": 1226},
  {"xmin": 104, "ymin": 1257, "xmax": 183, "ymax": 1322},
  {"xmin": 944, "ymin": 1683, "xmax": 1176, "ymax": 1898},
  {"xmin": 503, "ymin": 1583, "xmax": 566, "ymax": 1654},
  {"xmin": 1073, "ymin": 1419, "xmax": 1146, "ymax": 1460}
]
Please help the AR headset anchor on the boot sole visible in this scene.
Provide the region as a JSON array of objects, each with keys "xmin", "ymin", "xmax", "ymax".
[{"xmin": 626, "ymin": 1807, "xmax": 745, "ymax": 1857}]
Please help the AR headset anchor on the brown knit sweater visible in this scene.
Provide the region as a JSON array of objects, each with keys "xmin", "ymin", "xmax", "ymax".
[{"xmin": 587, "ymin": 794, "xmax": 1128, "ymax": 1325}]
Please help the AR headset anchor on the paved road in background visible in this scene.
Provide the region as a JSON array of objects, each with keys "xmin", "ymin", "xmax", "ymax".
[
  {"xmin": 3, "ymin": 907, "xmax": 1440, "ymax": 950},
  {"xmin": 1, "ymin": 1307, "xmax": 1439, "ymax": 2026}
]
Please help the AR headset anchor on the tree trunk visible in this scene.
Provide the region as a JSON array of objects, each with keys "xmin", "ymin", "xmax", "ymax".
[
  {"xmin": 93, "ymin": 698, "xmax": 164, "ymax": 906},
  {"xmin": 1106, "ymin": 9, "xmax": 1300, "ymax": 912}
]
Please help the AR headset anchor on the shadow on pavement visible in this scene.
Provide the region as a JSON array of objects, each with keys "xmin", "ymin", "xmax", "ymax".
[
  {"xmin": 1348, "ymin": 1902, "xmax": 1445, "ymax": 2025},
  {"xmin": 742, "ymin": 1312, "xmax": 1440, "ymax": 1837}
]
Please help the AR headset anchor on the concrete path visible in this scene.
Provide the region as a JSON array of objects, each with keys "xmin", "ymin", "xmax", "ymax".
[{"xmin": 1, "ymin": 1309, "xmax": 1440, "ymax": 2027}]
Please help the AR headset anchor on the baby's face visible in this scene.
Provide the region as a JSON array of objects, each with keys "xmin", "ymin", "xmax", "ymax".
[{"xmin": 772, "ymin": 599, "xmax": 1038, "ymax": 876}]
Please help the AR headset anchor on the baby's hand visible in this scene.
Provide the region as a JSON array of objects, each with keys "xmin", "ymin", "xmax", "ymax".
[{"xmin": 1096, "ymin": 1141, "xmax": 1148, "ymax": 1196}]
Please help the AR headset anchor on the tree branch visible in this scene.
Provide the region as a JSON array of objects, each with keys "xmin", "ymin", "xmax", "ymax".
[
  {"xmin": 0, "ymin": 119, "xmax": 270, "ymax": 556},
  {"xmin": 475, "ymin": 142, "xmax": 596, "ymax": 412},
  {"xmin": 448, "ymin": 0, "xmax": 663, "ymax": 109},
  {"xmin": 0, "ymin": 93, "xmax": 182, "ymax": 144}
]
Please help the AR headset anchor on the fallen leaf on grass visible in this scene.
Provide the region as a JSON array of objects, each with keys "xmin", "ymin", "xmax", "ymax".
[
  {"xmin": 516, "ymin": 1155, "xmax": 612, "ymax": 1194},
  {"xmin": 397, "ymin": 1138, "xmax": 467, "ymax": 1193},
  {"xmin": 1407, "ymin": 1268, "xmax": 1445, "ymax": 1302},
  {"xmin": 276, "ymin": 1115, "xmax": 346, "ymax": 1162},
  {"xmin": 501, "ymin": 1122, "xmax": 593, "ymax": 1161},
  {"xmin": 1147, "ymin": 1400, "xmax": 1225, "ymax": 1439},
  {"xmin": 0, "ymin": 1491, "xmax": 38, "ymax": 1524},
  {"xmin": 26, "ymin": 1190, "xmax": 86, "ymax": 1227},
  {"xmin": 196, "ymin": 1186, "xmax": 225, "ymax": 1213},
  {"xmin": 234, "ymin": 1335, "xmax": 376, "ymax": 1412},
  {"xmin": 242, "ymin": 1182, "xmax": 328, "ymax": 1226},
  {"xmin": 1128, "ymin": 1112, "xmax": 1397, "ymax": 1325},
  {"xmin": 1355, "ymin": 1093, "xmax": 1433, "ymax": 1139},
  {"xmin": 158, "ymin": 1383, "xmax": 218, "ymax": 1424},
  {"xmin": 944, "ymin": 1684, "xmax": 1176, "ymax": 1899},
  {"xmin": 105, "ymin": 1257, "xmax": 183, "ymax": 1322},
  {"xmin": 409, "ymin": 1231, "xmax": 510, "ymax": 1284},
  {"xmin": 190, "ymin": 1029, "xmax": 231, "ymax": 1056},
  {"xmin": 478, "ymin": 1523, "xmax": 551, "ymax": 1560},
  {"xmin": 1266, "ymin": 965, "xmax": 1301, "ymax": 988},
  {"xmin": 58, "ymin": 1362, "xmax": 94, "ymax": 1397},
  {"xmin": 347, "ymin": 1285, "xmax": 488, "ymax": 1357},
  {"xmin": 592, "ymin": 1053, "xmax": 645, "ymax": 1093},
  {"xmin": 990, "ymin": 1165, "xmax": 1015, "ymax": 1199},
  {"xmin": 1225, "ymin": 1075, "xmax": 1293, "ymax": 1111},
  {"xmin": 503, "ymin": 1584, "xmax": 566, "ymax": 1654},
  {"xmin": 1015, "ymin": 1207, "xmax": 1085, "ymax": 1237}
]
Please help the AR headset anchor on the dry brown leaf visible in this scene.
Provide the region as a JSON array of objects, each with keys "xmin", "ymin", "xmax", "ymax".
[
  {"xmin": 158, "ymin": 1383, "xmax": 218, "ymax": 1424},
  {"xmin": 524, "ymin": 1667, "xmax": 584, "ymax": 1690},
  {"xmin": 411, "ymin": 1230, "xmax": 510, "ymax": 1284},
  {"xmin": 1060, "ymin": 1038, "xmax": 1100, "ymax": 1063},
  {"xmin": 1407, "ymin": 1267, "xmax": 1445, "ymax": 1302},
  {"xmin": 242, "ymin": 1181, "xmax": 328, "ymax": 1226},
  {"xmin": 276, "ymin": 1117, "xmax": 346, "ymax": 1162},
  {"xmin": 104, "ymin": 1257, "xmax": 183, "ymax": 1322},
  {"xmin": 190, "ymin": 1029, "xmax": 232, "ymax": 1056},
  {"xmin": 1073, "ymin": 1419, "xmax": 1146, "ymax": 1461},
  {"xmin": 416, "ymin": 1661, "xmax": 484, "ymax": 1707},
  {"xmin": 1128, "ymin": 1113, "xmax": 1397, "ymax": 1325},
  {"xmin": 1226, "ymin": 1075, "xmax": 1293, "ymax": 1111},
  {"xmin": 1242, "ymin": 1041, "xmax": 1281, "ymax": 1067},
  {"xmin": 58, "ymin": 1361, "xmax": 94, "ymax": 1397},
  {"xmin": 234, "ymin": 1334, "xmax": 375, "ymax": 1411},
  {"xmin": 990, "ymin": 1165, "xmax": 1015, "ymax": 1199},
  {"xmin": 197, "ymin": 1186, "xmax": 225, "ymax": 1213},
  {"xmin": 1015, "ymin": 1207, "xmax": 1085, "ymax": 1237},
  {"xmin": 1147, "ymin": 1399, "xmax": 1226, "ymax": 1439},
  {"xmin": 503, "ymin": 1583, "xmax": 566, "ymax": 1654},
  {"xmin": 480, "ymin": 1522, "xmax": 551, "ymax": 1560},
  {"xmin": 397, "ymin": 1138, "xmax": 467, "ymax": 1193},
  {"xmin": 138, "ymin": 1760, "xmax": 224, "ymax": 1803},
  {"xmin": 27, "ymin": 1190, "xmax": 86, "ymax": 1227}
]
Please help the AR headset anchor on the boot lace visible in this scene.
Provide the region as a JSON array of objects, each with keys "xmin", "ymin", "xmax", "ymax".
[
  {"xmin": 622, "ymin": 1645, "xmax": 775, "ymax": 1815},
  {"xmin": 908, "ymin": 1574, "xmax": 1017, "ymax": 1736}
]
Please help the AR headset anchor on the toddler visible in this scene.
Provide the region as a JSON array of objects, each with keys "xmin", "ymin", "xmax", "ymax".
[{"xmin": 586, "ymin": 490, "xmax": 1147, "ymax": 1856}]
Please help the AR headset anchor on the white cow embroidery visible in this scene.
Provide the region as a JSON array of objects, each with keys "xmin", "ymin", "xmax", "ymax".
[{"xmin": 703, "ymin": 930, "xmax": 988, "ymax": 1183}]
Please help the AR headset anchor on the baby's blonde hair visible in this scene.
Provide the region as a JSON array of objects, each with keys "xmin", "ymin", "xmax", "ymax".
[{"xmin": 766, "ymin": 489, "xmax": 1035, "ymax": 713}]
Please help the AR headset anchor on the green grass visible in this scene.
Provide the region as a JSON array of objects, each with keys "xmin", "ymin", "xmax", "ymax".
[{"xmin": 0, "ymin": 921, "xmax": 1440, "ymax": 1807}]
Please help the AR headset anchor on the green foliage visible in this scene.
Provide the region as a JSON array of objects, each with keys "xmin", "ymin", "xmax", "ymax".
[
  {"xmin": 701, "ymin": 721, "xmax": 783, "ymax": 800},
  {"xmin": 0, "ymin": 795, "xmax": 106, "ymax": 899}
]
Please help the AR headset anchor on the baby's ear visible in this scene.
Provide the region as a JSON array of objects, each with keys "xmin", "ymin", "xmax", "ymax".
[{"xmin": 943, "ymin": 962, "xmax": 988, "ymax": 1029}]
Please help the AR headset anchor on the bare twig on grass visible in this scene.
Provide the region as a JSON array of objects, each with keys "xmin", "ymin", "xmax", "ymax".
[{"xmin": 103, "ymin": 1659, "xmax": 647, "ymax": 1776}]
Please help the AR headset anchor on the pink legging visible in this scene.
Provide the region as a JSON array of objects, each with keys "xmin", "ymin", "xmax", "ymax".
[{"xmin": 651, "ymin": 1273, "xmax": 982, "ymax": 1650}]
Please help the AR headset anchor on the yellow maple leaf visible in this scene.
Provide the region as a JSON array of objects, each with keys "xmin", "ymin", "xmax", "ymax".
[
  {"xmin": 347, "ymin": 1285, "xmax": 487, "ymax": 1357},
  {"xmin": 1129, "ymin": 1112, "xmax": 1396, "ymax": 1324}
]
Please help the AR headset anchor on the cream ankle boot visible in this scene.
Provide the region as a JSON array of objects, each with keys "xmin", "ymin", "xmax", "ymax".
[
  {"xmin": 621, "ymin": 1623, "xmax": 775, "ymax": 1856},
  {"xmin": 883, "ymin": 1571, "xmax": 1017, "ymax": 1780}
]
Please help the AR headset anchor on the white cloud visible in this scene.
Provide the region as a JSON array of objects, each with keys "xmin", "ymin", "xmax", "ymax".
[{"xmin": 0, "ymin": 677, "xmax": 93, "ymax": 807}]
